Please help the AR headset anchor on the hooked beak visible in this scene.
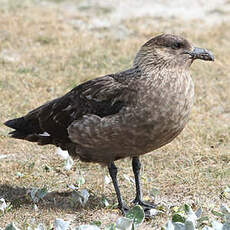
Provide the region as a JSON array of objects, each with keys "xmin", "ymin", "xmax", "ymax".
[{"xmin": 184, "ymin": 47, "xmax": 214, "ymax": 61}]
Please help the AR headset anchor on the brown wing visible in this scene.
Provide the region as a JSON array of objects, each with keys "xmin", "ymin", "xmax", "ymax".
[
  {"xmin": 5, "ymin": 69, "xmax": 139, "ymax": 148},
  {"xmin": 37, "ymin": 74, "xmax": 129, "ymax": 141}
]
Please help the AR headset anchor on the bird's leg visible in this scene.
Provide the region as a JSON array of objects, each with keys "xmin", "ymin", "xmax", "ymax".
[
  {"xmin": 108, "ymin": 161, "xmax": 129, "ymax": 215},
  {"xmin": 132, "ymin": 157, "xmax": 155, "ymax": 210}
]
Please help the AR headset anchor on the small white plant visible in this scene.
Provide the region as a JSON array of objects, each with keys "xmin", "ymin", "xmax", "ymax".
[
  {"xmin": 34, "ymin": 223, "xmax": 45, "ymax": 230},
  {"xmin": 0, "ymin": 198, "xmax": 12, "ymax": 214},
  {"xmin": 75, "ymin": 205, "xmax": 144, "ymax": 230},
  {"xmin": 27, "ymin": 187, "xmax": 48, "ymax": 203},
  {"xmin": 54, "ymin": 218, "xmax": 70, "ymax": 230},
  {"xmin": 71, "ymin": 189, "xmax": 90, "ymax": 207},
  {"xmin": 55, "ymin": 147, "xmax": 73, "ymax": 170},
  {"xmin": 104, "ymin": 175, "xmax": 111, "ymax": 185},
  {"xmin": 75, "ymin": 225, "xmax": 100, "ymax": 230},
  {"xmin": 164, "ymin": 204, "xmax": 230, "ymax": 230},
  {"xmin": 1, "ymin": 203, "xmax": 230, "ymax": 230},
  {"xmin": 0, "ymin": 198, "xmax": 7, "ymax": 213},
  {"xmin": 4, "ymin": 223, "xmax": 20, "ymax": 230}
]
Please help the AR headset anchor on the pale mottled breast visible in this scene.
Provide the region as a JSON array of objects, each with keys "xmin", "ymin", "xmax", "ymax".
[{"xmin": 119, "ymin": 68, "xmax": 194, "ymax": 153}]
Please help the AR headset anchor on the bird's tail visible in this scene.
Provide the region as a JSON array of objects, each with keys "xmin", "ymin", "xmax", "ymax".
[
  {"xmin": 4, "ymin": 117, "xmax": 52, "ymax": 145},
  {"xmin": 5, "ymin": 117, "xmax": 30, "ymax": 143},
  {"xmin": 4, "ymin": 117, "xmax": 27, "ymax": 131},
  {"xmin": 4, "ymin": 117, "xmax": 28, "ymax": 139},
  {"xmin": 4, "ymin": 117, "xmax": 33, "ymax": 136}
]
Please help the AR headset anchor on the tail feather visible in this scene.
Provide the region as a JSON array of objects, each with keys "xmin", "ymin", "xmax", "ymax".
[
  {"xmin": 9, "ymin": 130, "xmax": 27, "ymax": 139},
  {"xmin": 7, "ymin": 130, "xmax": 53, "ymax": 145},
  {"xmin": 4, "ymin": 117, "xmax": 30, "ymax": 133},
  {"xmin": 4, "ymin": 116, "xmax": 42, "ymax": 134},
  {"xmin": 5, "ymin": 116, "xmax": 54, "ymax": 146}
]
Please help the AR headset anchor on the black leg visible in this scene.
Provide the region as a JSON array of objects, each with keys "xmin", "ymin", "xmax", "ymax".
[
  {"xmin": 132, "ymin": 156, "xmax": 142, "ymax": 203},
  {"xmin": 132, "ymin": 157, "xmax": 155, "ymax": 210},
  {"xmin": 108, "ymin": 161, "xmax": 129, "ymax": 215}
]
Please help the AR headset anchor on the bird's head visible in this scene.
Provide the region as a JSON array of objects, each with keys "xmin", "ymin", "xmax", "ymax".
[{"xmin": 134, "ymin": 34, "xmax": 214, "ymax": 71}]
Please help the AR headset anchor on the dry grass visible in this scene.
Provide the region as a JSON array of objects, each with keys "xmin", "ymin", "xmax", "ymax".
[{"xmin": 0, "ymin": 1, "xmax": 229, "ymax": 229}]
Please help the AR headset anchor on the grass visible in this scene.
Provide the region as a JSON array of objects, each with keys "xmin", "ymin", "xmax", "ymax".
[{"xmin": 0, "ymin": 0, "xmax": 229, "ymax": 229}]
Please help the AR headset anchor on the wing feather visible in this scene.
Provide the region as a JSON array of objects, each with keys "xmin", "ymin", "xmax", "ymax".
[{"xmin": 22, "ymin": 71, "xmax": 136, "ymax": 146}]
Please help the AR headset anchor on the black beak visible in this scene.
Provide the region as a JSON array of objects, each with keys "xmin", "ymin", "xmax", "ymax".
[{"xmin": 184, "ymin": 47, "xmax": 214, "ymax": 61}]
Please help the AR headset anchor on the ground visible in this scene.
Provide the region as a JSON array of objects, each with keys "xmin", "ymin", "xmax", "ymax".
[{"xmin": 0, "ymin": 0, "xmax": 229, "ymax": 229}]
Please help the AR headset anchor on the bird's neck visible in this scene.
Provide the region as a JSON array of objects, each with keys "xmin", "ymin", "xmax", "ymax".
[
  {"xmin": 136, "ymin": 63, "xmax": 190, "ymax": 82},
  {"xmin": 134, "ymin": 65, "xmax": 193, "ymax": 102}
]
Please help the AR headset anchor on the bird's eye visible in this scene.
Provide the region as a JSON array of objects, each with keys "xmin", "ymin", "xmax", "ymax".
[{"xmin": 172, "ymin": 42, "xmax": 183, "ymax": 49}]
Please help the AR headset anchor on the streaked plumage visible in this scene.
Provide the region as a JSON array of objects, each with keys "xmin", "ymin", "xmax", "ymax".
[{"xmin": 4, "ymin": 34, "xmax": 214, "ymax": 216}]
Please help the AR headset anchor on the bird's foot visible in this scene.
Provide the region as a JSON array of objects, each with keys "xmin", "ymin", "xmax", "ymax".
[
  {"xmin": 118, "ymin": 200, "xmax": 156, "ymax": 218},
  {"xmin": 132, "ymin": 198, "xmax": 156, "ymax": 218},
  {"xmin": 132, "ymin": 198, "xmax": 155, "ymax": 209}
]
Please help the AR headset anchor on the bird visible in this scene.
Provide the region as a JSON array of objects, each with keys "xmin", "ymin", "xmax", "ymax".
[{"xmin": 4, "ymin": 34, "xmax": 214, "ymax": 216}]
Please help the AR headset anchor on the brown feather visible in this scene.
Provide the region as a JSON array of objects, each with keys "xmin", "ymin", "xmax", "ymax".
[{"xmin": 4, "ymin": 34, "xmax": 213, "ymax": 164}]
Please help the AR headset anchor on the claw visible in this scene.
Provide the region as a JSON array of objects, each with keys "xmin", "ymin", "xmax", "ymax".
[
  {"xmin": 119, "ymin": 204, "xmax": 129, "ymax": 215},
  {"xmin": 132, "ymin": 199, "xmax": 156, "ymax": 209}
]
